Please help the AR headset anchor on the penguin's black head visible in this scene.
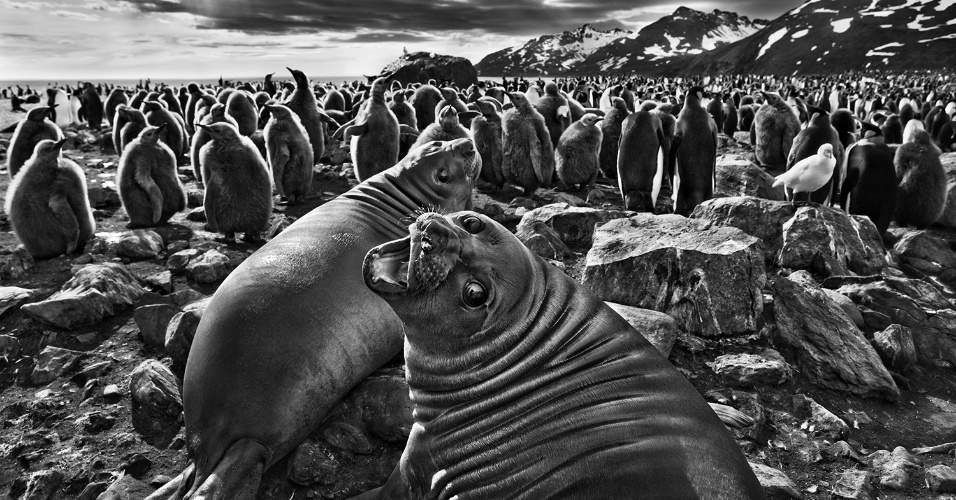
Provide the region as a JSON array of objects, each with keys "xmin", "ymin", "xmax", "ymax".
[
  {"xmin": 807, "ymin": 105, "xmax": 828, "ymax": 121},
  {"xmin": 287, "ymin": 68, "xmax": 308, "ymax": 87},
  {"xmin": 34, "ymin": 138, "xmax": 67, "ymax": 159},
  {"xmin": 687, "ymin": 86, "xmax": 706, "ymax": 102},
  {"xmin": 859, "ymin": 120, "xmax": 882, "ymax": 139}
]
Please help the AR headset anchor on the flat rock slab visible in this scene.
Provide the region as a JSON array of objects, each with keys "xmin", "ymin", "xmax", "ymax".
[
  {"xmin": 516, "ymin": 203, "xmax": 628, "ymax": 248},
  {"xmin": 892, "ymin": 230, "xmax": 956, "ymax": 276},
  {"xmin": 712, "ymin": 350, "xmax": 792, "ymax": 388},
  {"xmin": 605, "ymin": 302, "xmax": 679, "ymax": 357},
  {"xmin": 772, "ymin": 277, "xmax": 899, "ymax": 401},
  {"xmin": 21, "ymin": 263, "xmax": 145, "ymax": 329},
  {"xmin": 748, "ymin": 462, "xmax": 802, "ymax": 499},
  {"xmin": 30, "ymin": 346, "xmax": 86, "ymax": 385},
  {"xmin": 583, "ymin": 214, "xmax": 765, "ymax": 337},
  {"xmin": 0, "ymin": 286, "xmax": 34, "ymax": 316}
]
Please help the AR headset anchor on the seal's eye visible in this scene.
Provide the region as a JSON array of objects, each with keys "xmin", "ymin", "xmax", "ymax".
[
  {"xmin": 461, "ymin": 215, "xmax": 484, "ymax": 234},
  {"xmin": 462, "ymin": 281, "xmax": 488, "ymax": 308},
  {"xmin": 436, "ymin": 168, "xmax": 450, "ymax": 183}
]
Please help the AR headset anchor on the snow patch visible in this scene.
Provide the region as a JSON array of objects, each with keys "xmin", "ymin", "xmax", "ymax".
[
  {"xmin": 814, "ymin": 8, "xmax": 839, "ymax": 13},
  {"xmin": 789, "ymin": 0, "xmax": 820, "ymax": 16},
  {"xmin": 831, "ymin": 18, "xmax": 852, "ymax": 33},
  {"xmin": 758, "ymin": 27, "xmax": 788, "ymax": 59},
  {"xmin": 937, "ymin": 0, "xmax": 955, "ymax": 10},
  {"xmin": 908, "ymin": 14, "xmax": 940, "ymax": 30},
  {"xmin": 791, "ymin": 29, "xmax": 809, "ymax": 38},
  {"xmin": 873, "ymin": 42, "xmax": 904, "ymax": 50},
  {"xmin": 920, "ymin": 33, "xmax": 956, "ymax": 42},
  {"xmin": 866, "ymin": 50, "xmax": 897, "ymax": 57}
]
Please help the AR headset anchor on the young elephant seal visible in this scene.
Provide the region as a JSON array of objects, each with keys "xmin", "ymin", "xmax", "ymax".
[
  {"xmin": 146, "ymin": 139, "xmax": 479, "ymax": 500},
  {"xmin": 357, "ymin": 211, "xmax": 766, "ymax": 500}
]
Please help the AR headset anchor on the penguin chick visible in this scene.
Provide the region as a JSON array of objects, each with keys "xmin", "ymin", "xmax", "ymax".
[
  {"xmin": 894, "ymin": 129, "xmax": 947, "ymax": 228},
  {"xmin": 190, "ymin": 103, "xmax": 239, "ymax": 186},
  {"xmin": 411, "ymin": 105, "xmax": 470, "ymax": 149},
  {"xmin": 199, "ymin": 122, "xmax": 273, "ymax": 242},
  {"xmin": 5, "ymin": 139, "xmax": 95, "ymax": 259},
  {"xmin": 117, "ymin": 124, "xmax": 186, "ymax": 228},
  {"xmin": 471, "ymin": 99, "xmax": 504, "ymax": 189},
  {"xmin": 555, "ymin": 113, "xmax": 603, "ymax": 190},
  {"xmin": 264, "ymin": 104, "xmax": 314, "ymax": 205},
  {"xmin": 772, "ymin": 143, "xmax": 835, "ymax": 205},
  {"xmin": 502, "ymin": 91, "xmax": 554, "ymax": 197},
  {"xmin": 7, "ymin": 105, "xmax": 63, "ymax": 178}
]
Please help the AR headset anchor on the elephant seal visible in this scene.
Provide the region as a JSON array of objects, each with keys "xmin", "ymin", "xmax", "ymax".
[
  {"xmin": 146, "ymin": 139, "xmax": 480, "ymax": 500},
  {"xmin": 356, "ymin": 211, "xmax": 766, "ymax": 500}
]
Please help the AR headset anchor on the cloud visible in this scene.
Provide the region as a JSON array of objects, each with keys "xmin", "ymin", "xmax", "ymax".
[{"xmin": 50, "ymin": 9, "xmax": 100, "ymax": 20}]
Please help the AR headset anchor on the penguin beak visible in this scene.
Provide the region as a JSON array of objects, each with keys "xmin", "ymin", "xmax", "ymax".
[
  {"xmin": 53, "ymin": 139, "xmax": 67, "ymax": 151},
  {"xmin": 157, "ymin": 123, "xmax": 167, "ymax": 131},
  {"xmin": 198, "ymin": 124, "xmax": 212, "ymax": 133},
  {"xmin": 286, "ymin": 67, "xmax": 294, "ymax": 75}
]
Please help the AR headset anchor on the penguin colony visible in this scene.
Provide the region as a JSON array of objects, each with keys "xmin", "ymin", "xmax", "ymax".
[{"xmin": 5, "ymin": 72, "xmax": 955, "ymax": 257}]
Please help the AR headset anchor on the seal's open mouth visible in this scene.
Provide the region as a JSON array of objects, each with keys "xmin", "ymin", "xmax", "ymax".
[{"xmin": 364, "ymin": 213, "xmax": 461, "ymax": 297}]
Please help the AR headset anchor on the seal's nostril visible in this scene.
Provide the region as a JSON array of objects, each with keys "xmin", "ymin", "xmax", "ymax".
[{"xmin": 422, "ymin": 237, "xmax": 434, "ymax": 253}]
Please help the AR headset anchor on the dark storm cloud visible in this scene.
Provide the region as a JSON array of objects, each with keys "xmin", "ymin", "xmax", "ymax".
[{"xmin": 123, "ymin": 0, "xmax": 806, "ymax": 38}]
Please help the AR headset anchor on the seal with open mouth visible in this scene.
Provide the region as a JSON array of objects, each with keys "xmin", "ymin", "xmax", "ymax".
[
  {"xmin": 357, "ymin": 211, "xmax": 766, "ymax": 500},
  {"xmin": 148, "ymin": 139, "xmax": 479, "ymax": 500}
]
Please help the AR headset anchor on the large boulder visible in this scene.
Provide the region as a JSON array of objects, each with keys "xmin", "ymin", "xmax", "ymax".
[
  {"xmin": 835, "ymin": 277, "xmax": 956, "ymax": 368},
  {"xmin": 129, "ymin": 360, "xmax": 183, "ymax": 448},
  {"xmin": 690, "ymin": 196, "xmax": 794, "ymax": 262},
  {"xmin": 21, "ymin": 263, "xmax": 145, "ymax": 329},
  {"xmin": 379, "ymin": 52, "xmax": 478, "ymax": 89},
  {"xmin": 715, "ymin": 155, "xmax": 785, "ymax": 201},
  {"xmin": 777, "ymin": 205, "xmax": 885, "ymax": 276},
  {"xmin": 516, "ymin": 203, "xmax": 628, "ymax": 248},
  {"xmin": 772, "ymin": 277, "xmax": 899, "ymax": 400},
  {"xmin": 891, "ymin": 230, "xmax": 956, "ymax": 276},
  {"xmin": 583, "ymin": 214, "xmax": 765, "ymax": 337},
  {"xmin": 604, "ymin": 302, "xmax": 679, "ymax": 357}
]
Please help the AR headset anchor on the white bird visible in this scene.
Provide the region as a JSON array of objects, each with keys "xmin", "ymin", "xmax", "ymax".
[{"xmin": 772, "ymin": 143, "xmax": 835, "ymax": 205}]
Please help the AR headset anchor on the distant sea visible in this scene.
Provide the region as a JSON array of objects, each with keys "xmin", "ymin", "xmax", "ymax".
[{"xmin": 0, "ymin": 76, "xmax": 537, "ymax": 91}]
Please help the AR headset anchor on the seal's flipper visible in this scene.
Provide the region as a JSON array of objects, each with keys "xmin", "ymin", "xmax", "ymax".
[
  {"xmin": 185, "ymin": 438, "xmax": 270, "ymax": 500},
  {"xmin": 144, "ymin": 463, "xmax": 194, "ymax": 500}
]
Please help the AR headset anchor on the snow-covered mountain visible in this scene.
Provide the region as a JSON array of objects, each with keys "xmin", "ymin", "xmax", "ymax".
[
  {"xmin": 573, "ymin": 7, "xmax": 768, "ymax": 75},
  {"xmin": 635, "ymin": 0, "xmax": 956, "ymax": 75},
  {"xmin": 474, "ymin": 24, "xmax": 631, "ymax": 76}
]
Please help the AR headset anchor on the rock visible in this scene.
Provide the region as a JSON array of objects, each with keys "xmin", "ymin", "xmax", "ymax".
[
  {"xmin": 287, "ymin": 438, "xmax": 337, "ymax": 486},
  {"xmin": 96, "ymin": 472, "xmax": 155, "ymax": 499},
  {"xmin": 604, "ymin": 302, "xmax": 679, "ymax": 357},
  {"xmin": 185, "ymin": 189, "xmax": 204, "ymax": 208},
  {"xmin": 792, "ymin": 394, "xmax": 849, "ymax": 440},
  {"xmin": 185, "ymin": 250, "xmax": 230, "ymax": 283},
  {"xmin": 0, "ymin": 247, "xmax": 34, "ymax": 279},
  {"xmin": 30, "ymin": 346, "xmax": 85, "ymax": 385},
  {"xmin": 77, "ymin": 482, "xmax": 109, "ymax": 500},
  {"xmin": 517, "ymin": 203, "xmax": 628, "ymax": 248},
  {"xmin": 912, "ymin": 442, "xmax": 956, "ymax": 455},
  {"xmin": 515, "ymin": 221, "xmax": 572, "ymax": 260},
  {"xmin": 690, "ymin": 196, "xmax": 794, "ymax": 263},
  {"xmin": 77, "ymin": 410, "xmax": 117, "ymax": 433},
  {"xmin": 892, "ymin": 230, "xmax": 956, "ymax": 275},
  {"xmin": 166, "ymin": 249, "xmax": 202, "ymax": 275},
  {"xmin": 822, "ymin": 289, "xmax": 864, "ymax": 328},
  {"xmin": 144, "ymin": 271, "xmax": 173, "ymax": 294},
  {"xmin": 133, "ymin": 304, "xmax": 180, "ymax": 350},
  {"xmin": 322, "ymin": 421, "xmax": 374, "ymax": 454},
  {"xmin": 117, "ymin": 230, "xmax": 165, "ymax": 259},
  {"xmin": 509, "ymin": 196, "xmax": 538, "ymax": 210},
  {"xmin": 0, "ymin": 334, "xmax": 21, "ymax": 359},
  {"xmin": 0, "ymin": 286, "xmax": 34, "ymax": 316},
  {"xmin": 129, "ymin": 360, "xmax": 183, "ymax": 448},
  {"xmin": 379, "ymin": 51, "xmax": 478, "ymax": 89},
  {"xmin": 826, "ymin": 441, "xmax": 864, "ymax": 463},
  {"xmin": 87, "ymin": 184, "xmax": 121, "ymax": 208},
  {"xmin": 585, "ymin": 187, "xmax": 605, "ymax": 205},
  {"xmin": 715, "ymin": 155, "xmax": 786, "ymax": 200},
  {"xmin": 72, "ymin": 360, "xmax": 112, "ymax": 384},
  {"xmin": 748, "ymin": 462, "xmax": 802, "ymax": 499},
  {"xmin": 85, "ymin": 231, "xmax": 125, "ymax": 254},
  {"xmin": 868, "ymin": 446, "xmax": 922, "ymax": 490},
  {"xmin": 711, "ymin": 350, "xmax": 792, "ymax": 387},
  {"xmin": 21, "ymin": 264, "xmax": 145, "ymax": 329},
  {"xmin": 185, "ymin": 207, "xmax": 206, "ymax": 222},
  {"xmin": 777, "ymin": 205, "xmax": 885, "ymax": 276},
  {"xmin": 872, "ymin": 324, "xmax": 918, "ymax": 373},
  {"xmin": 266, "ymin": 216, "xmax": 293, "ymax": 240},
  {"xmin": 165, "ymin": 298, "xmax": 211, "ymax": 374},
  {"xmin": 170, "ymin": 288, "xmax": 207, "ymax": 308},
  {"xmin": 103, "ymin": 384, "xmax": 122, "ymax": 398},
  {"xmin": 583, "ymin": 214, "xmax": 765, "ymax": 337},
  {"xmin": 772, "ymin": 277, "xmax": 899, "ymax": 400},
  {"xmin": 831, "ymin": 469, "xmax": 874, "ymax": 500},
  {"xmin": 837, "ymin": 277, "xmax": 956, "ymax": 368},
  {"xmin": 926, "ymin": 464, "xmax": 956, "ymax": 493},
  {"xmin": 479, "ymin": 203, "xmax": 504, "ymax": 218},
  {"xmin": 553, "ymin": 192, "xmax": 587, "ymax": 206},
  {"xmin": 20, "ymin": 469, "xmax": 64, "ymax": 500}
]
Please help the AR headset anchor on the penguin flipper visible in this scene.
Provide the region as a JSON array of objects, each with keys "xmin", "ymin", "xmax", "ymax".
[
  {"xmin": 271, "ymin": 143, "xmax": 290, "ymax": 197},
  {"xmin": 399, "ymin": 124, "xmax": 420, "ymax": 137},
  {"xmin": 60, "ymin": 171, "xmax": 94, "ymax": 248},
  {"xmin": 133, "ymin": 164, "xmax": 164, "ymax": 224},
  {"xmin": 330, "ymin": 119, "xmax": 357, "ymax": 142},
  {"xmin": 531, "ymin": 118, "xmax": 555, "ymax": 187},
  {"xmin": 48, "ymin": 193, "xmax": 80, "ymax": 255}
]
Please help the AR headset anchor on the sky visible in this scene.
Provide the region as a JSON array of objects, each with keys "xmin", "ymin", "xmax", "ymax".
[{"xmin": 0, "ymin": 0, "xmax": 807, "ymax": 82}]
